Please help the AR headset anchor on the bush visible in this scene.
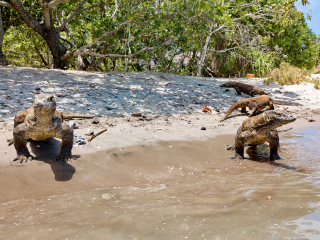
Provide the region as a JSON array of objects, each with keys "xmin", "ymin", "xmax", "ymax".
[{"xmin": 264, "ymin": 62, "xmax": 310, "ymax": 86}]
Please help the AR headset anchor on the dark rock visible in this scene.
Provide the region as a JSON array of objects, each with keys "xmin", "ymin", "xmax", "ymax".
[
  {"xmin": 74, "ymin": 134, "xmax": 86, "ymax": 145},
  {"xmin": 87, "ymin": 130, "xmax": 94, "ymax": 135},
  {"xmin": 92, "ymin": 118, "xmax": 99, "ymax": 124},
  {"xmin": 105, "ymin": 105, "xmax": 118, "ymax": 110},
  {"xmin": 67, "ymin": 120, "xmax": 79, "ymax": 129},
  {"xmin": 201, "ymin": 127, "xmax": 206, "ymax": 130}
]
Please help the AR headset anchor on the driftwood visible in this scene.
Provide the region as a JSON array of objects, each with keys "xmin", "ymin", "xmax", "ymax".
[{"xmin": 87, "ymin": 128, "xmax": 108, "ymax": 143}]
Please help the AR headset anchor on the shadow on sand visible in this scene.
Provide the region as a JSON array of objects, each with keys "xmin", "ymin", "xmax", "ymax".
[{"xmin": 29, "ymin": 138, "xmax": 76, "ymax": 181}]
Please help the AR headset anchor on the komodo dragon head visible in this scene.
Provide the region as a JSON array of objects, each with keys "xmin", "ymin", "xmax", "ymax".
[
  {"xmin": 33, "ymin": 94, "xmax": 57, "ymax": 114},
  {"xmin": 248, "ymin": 110, "xmax": 296, "ymax": 131}
]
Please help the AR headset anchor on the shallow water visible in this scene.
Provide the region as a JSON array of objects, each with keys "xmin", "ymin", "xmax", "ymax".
[{"xmin": 1, "ymin": 127, "xmax": 320, "ymax": 239}]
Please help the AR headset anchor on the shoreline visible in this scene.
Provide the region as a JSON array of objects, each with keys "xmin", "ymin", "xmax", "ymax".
[{"xmin": 1, "ymin": 65, "xmax": 320, "ymax": 164}]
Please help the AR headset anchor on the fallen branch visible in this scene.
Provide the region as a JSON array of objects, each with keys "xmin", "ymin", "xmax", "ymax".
[
  {"xmin": 56, "ymin": 86, "xmax": 79, "ymax": 97},
  {"xmin": 87, "ymin": 128, "xmax": 108, "ymax": 143}
]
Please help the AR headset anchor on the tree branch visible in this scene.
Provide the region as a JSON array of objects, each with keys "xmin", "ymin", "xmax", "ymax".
[
  {"xmin": 111, "ymin": 0, "xmax": 121, "ymax": 19},
  {"xmin": 0, "ymin": 1, "xmax": 13, "ymax": 9},
  {"xmin": 42, "ymin": 2, "xmax": 51, "ymax": 30},
  {"xmin": 48, "ymin": 0, "xmax": 68, "ymax": 9},
  {"xmin": 58, "ymin": 0, "xmax": 86, "ymax": 32},
  {"xmin": 62, "ymin": 39, "xmax": 172, "ymax": 62},
  {"xmin": 33, "ymin": 43, "xmax": 49, "ymax": 67},
  {"xmin": 74, "ymin": 11, "xmax": 180, "ymax": 55},
  {"xmin": 75, "ymin": 18, "xmax": 136, "ymax": 53},
  {"xmin": 58, "ymin": 0, "xmax": 112, "ymax": 33},
  {"xmin": 60, "ymin": 36, "xmax": 76, "ymax": 49},
  {"xmin": 9, "ymin": 0, "xmax": 43, "ymax": 35}
]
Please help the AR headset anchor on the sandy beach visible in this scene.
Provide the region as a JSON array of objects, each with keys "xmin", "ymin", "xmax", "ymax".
[
  {"xmin": 1, "ymin": 65, "xmax": 320, "ymax": 163},
  {"xmin": 1, "ymin": 66, "xmax": 320, "ymax": 239}
]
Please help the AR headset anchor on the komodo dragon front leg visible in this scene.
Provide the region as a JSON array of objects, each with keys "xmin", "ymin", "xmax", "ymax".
[
  {"xmin": 232, "ymin": 130, "xmax": 247, "ymax": 159},
  {"xmin": 234, "ymin": 87, "xmax": 242, "ymax": 95},
  {"xmin": 267, "ymin": 130, "xmax": 281, "ymax": 160},
  {"xmin": 14, "ymin": 111, "xmax": 27, "ymax": 127},
  {"xmin": 13, "ymin": 123, "xmax": 34, "ymax": 163},
  {"xmin": 54, "ymin": 123, "xmax": 74, "ymax": 162}
]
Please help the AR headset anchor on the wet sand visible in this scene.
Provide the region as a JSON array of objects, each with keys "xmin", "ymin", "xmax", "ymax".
[{"xmin": 1, "ymin": 126, "xmax": 320, "ymax": 239}]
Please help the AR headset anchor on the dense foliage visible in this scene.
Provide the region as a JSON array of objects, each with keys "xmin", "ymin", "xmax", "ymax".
[{"xmin": 1, "ymin": 0, "xmax": 319, "ymax": 77}]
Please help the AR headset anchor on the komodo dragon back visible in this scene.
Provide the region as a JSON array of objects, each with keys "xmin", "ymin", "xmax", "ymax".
[{"xmin": 220, "ymin": 81, "xmax": 267, "ymax": 96}]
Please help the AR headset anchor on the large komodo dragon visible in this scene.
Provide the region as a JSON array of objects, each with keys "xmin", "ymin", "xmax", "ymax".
[
  {"xmin": 220, "ymin": 81, "xmax": 267, "ymax": 96},
  {"xmin": 232, "ymin": 110, "xmax": 296, "ymax": 160},
  {"xmin": 220, "ymin": 95, "xmax": 285, "ymax": 122},
  {"xmin": 11, "ymin": 94, "xmax": 93, "ymax": 163}
]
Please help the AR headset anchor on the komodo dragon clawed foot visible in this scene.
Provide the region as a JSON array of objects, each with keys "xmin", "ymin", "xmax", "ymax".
[
  {"xmin": 13, "ymin": 148, "xmax": 35, "ymax": 163},
  {"xmin": 14, "ymin": 155, "xmax": 35, "ymax": 163},
  {"xmin": 54, "ymin": 125, "xmax": 74, "ymax": 163},
  {"xmin": 55, "ymin": 155, "xmax": 75, "ymax": 163},
  {"xmin": 54, "ymin": 147, "xmax": 74, "ymax": 163},
  {"xmin": 226, "ymin": 144, "xmax": 235, "ymax": 150},
  {"xmin": 7, "ymin": 138, "xmax": 13, "ymax": 146}
]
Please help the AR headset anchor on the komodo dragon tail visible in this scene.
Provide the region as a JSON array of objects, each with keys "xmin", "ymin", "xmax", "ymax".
[
  {"xmin": 271, "ymin": 99, "xmax": 300, "ymax": 106},
  {"xmin": 220, "ymin": 99, "xmax": 248, "ymax": 122}
]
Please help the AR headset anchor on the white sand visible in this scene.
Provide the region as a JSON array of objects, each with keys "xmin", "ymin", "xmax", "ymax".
[{"xmin": 1, "ymin": 65, "xmax": 320, "ymax": 163}]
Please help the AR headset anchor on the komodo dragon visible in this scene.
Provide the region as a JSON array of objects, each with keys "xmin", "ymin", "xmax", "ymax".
[
  {"xmin": 11, "ymin": 94, "xmax": 93, "ymax": 163},
  {"xmin": 220, "ymin": 81, "xmax": 267, "ymax": 96},
  {"xmin": 220, "ymin": 95, "xmax": 285, "ymax": 122},
  {"xmin": 231, "ymin": 110, "xmax": 296, "ymax": 160}
]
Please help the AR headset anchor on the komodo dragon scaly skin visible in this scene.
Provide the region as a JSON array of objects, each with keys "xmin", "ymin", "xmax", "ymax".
[
  {"xmin": 232, "ymin": 110, "xmax": 296, "ymax": 160},
  {"xmin": 220, "ymin": 81, "xmax": 267, "ymax": 97},
  {"xmin": 12, "ymin": 94, "xmax": 92, "ymax": 163},
  {"xmin": 220, "ymin": 95, "xmax": 273, "ymax": 122},
  {"xmin": 220, "ymin": 95, "xmax": 287, "ymax": 122}
]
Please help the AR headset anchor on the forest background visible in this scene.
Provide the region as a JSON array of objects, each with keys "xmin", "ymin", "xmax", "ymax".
[{"xmin": 0, "ymin": 0, "xmax": 318, "ymax": 80}]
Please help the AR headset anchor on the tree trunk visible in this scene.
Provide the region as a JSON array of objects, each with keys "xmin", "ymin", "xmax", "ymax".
[
  {"xmin": 9, "ymin": 0, "xmax": 68, "ymax": 69},
  {"xmin": 198, "ymin": 21, "xmax": 214, "ymax": 77},
  {"xmin": 0, "ymin": 8, "xmax": 8, "ymax": 66},
  {"xmin": 42, "ymin": 29, "xmax": 68, "ymax": 69},
  {"xmin": 77, "ymin": 55, "xmax": 88, "ymax": 70},
  {"xmin": 188, "ymin": 50, "xmax": 197, "ymax": 75},
  {"xmin": 208, "ymin": 37, "xmax": 226, "ymax": 77}
]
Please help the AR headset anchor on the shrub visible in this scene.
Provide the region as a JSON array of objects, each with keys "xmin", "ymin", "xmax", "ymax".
[{"xmin": 264, "ymin": 62, "xmax": 310, "ymax": 86}]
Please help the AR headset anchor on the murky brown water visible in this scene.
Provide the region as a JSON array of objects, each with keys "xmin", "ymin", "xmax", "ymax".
[{"xmin": 1, "ymin": 127, "xmax": 320, "ymax": 239}]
